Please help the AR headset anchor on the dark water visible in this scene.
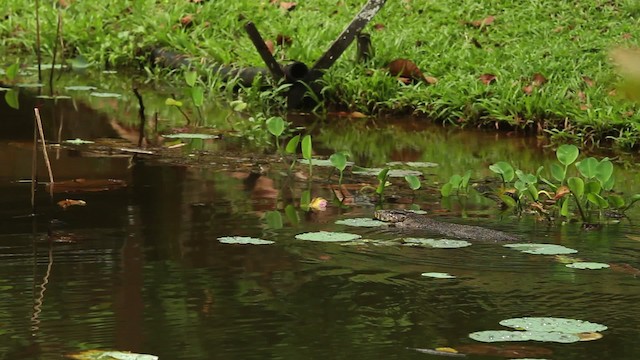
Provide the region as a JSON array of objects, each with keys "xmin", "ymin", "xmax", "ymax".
[{"xmin": 0, "ymin": 92, "xmax": 640, "ymax": 360}]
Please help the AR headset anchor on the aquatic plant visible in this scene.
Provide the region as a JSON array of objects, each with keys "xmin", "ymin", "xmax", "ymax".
[
  {"xmin": 265, "ymin": 115, "xmax": 286, "ymax": 152},
  {"xmin": 440, "ymin": 170, "xmax": 472, "ymax": 197},
  {"xmin": 329, "ymin": 151, "xmax": 348, "ymax": 187}
]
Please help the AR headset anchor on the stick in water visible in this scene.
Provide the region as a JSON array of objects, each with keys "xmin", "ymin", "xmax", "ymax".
[{"xmin": 34, "ymin": 108, "xmax": 54, "ymax": 198}]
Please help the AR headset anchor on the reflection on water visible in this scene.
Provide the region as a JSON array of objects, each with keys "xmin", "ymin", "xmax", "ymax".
[{"xmin": 0, "ymin": 94, "xmax": 639, "ymax": 359}]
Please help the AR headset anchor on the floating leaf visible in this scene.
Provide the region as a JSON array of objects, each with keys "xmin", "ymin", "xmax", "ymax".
[
  {"xmin": 66, "ymin": 349, "xmax": 158, "ymax": 360},
  {"xmin": 90, "ymin": 92, "xmax": 121, "ymax": 98},
  {"xmin": 17, "ymin": 83, "xmax": 43, "ymax": 88},
  {"xmin": 335, "ymin": 218, "xmax": 387, "ymax": 227},
  {"xmin": 295, "ymin": 231, "xmax": 361, "ymax": 242},
  {"xmin": 500, "ymin": 317, "xmax": 607, "ymax": 333},
  {"xmin": 421, "ymin": 272, "xmax": 456, "ymax": 279},
  {"xmin": 352, "ymin": 166, "xmax": 422, "ymax": 177},
  {"xmin": 566, "ymin": 262, "xmax": 610, "ymax": 270},
  {"xmin": 469, "ymin": 330, "xmax": 580, "ymax": 343},
  {"xmin": 64, "ymin": 85, "xmax": 97, "ymax": 91},
  {"xmin": 405, "ymin": 238, "xmax": 472, "ymax": 248},
  {"xmin": 162, "ymin": 133, "xmax": 218, "ymax": 139},
  {"xmin": 64, "ymin": 138, "xmax": 95, "ymax": 145},
  {"xmin": 504, "ymin": 243, "xmax": 578, "ymax": 255},
  {"xmin": 218, "ymin": 236, "xmax": 274, "ymax": 245}
]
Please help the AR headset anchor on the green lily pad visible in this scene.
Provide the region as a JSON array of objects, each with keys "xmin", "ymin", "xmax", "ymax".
[
  {"xmin": 64, "ymin": 138, "xmax": 95, "ymax": 145},
  {"xmin": 66, "ymin": 349, "xmax": 158, "ymax": 360},
  {"xmin": 504, "ymin": 243, "xmax": 578, "ymax": 255},
  {"xmin": 386, "ymin": 161, "xmax": 439, "ymax": 168},
  {"xmin": 27, "ymin": 64, "xmax": 65, "ymax": 70},
  {"xmin": 162, "ymin": 133, "xmax": 219, "ymax": 140},
  {"xmin": 334, "ymin": 218, "xmax": 387, "ymax": 227},
  {"xmin": 352, "ymin": 167, "xmax": 423, "ymax": 177},
  {"xmin": 500, "ymin": 317, "xmax": 608, "ymax": 333},
  {"xmin": 65, "ymin": 85, "xmax": 98, "ymax": 91},
  {"xmin": 299, "ymin": 158, "xmax": 354, "ymax": 167},
  {"xmin": 36, "ymin": 95, "xmax": 72, "ymax": 100},
  {"xmin": 421, "ymin": 272, "xmax": 455, "ymax": 279},
  {"xmin": 469, "ymin": 330, "xmax": 581, "ymax": 343},
  {"xmin": 218, "ymin": 236, "xmax": 274, "ymax": 245},
  {"xmin": 404, "ymin": 238, "xmax": 472, "ymax": 249},
  {"xmin": 90, "ymin": 92, "xmax": 122, "ymax": 98},
  {"xmin": 565, "ymin": 262, "xmax": 610, "ymax": 270},
  {"xmin": 17, "ymin": 83, "xmax": 43, "ymax": 88},
  {"xmin": 103, "ymin": 70, "xmax": 118, "ymax": 74},
  {"xmin": 295, "ymin": 231, "xmax": 361, "ymax": 242}
]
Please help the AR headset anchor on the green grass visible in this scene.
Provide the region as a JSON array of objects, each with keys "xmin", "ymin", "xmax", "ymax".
[{"xmin": 1, "ymin": 0, "xmax": 640, "ymax": 148}]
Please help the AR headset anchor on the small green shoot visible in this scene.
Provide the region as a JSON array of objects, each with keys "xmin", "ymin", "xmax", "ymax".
[
  {"xmin": 302, "ymin": 135, "xmax": 313, "ymax": 177},
  {"xmin": 266, "ymin": 116, "xmax": 286, "ymax": 151}
]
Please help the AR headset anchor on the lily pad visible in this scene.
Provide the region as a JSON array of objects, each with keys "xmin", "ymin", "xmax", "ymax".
[
  {"xmin": 217, "ymin": 236, "xmax": 274, "ymax": 245},
  {"xmin": 386, "ymin": 161, "xmax": 439, "ymax": 168},
  {"xmin": 64, "ymin": 138, "xmax": 95, "ymax": 145},
  {"xmin": 36, "ymin": 95, "xmax": 72, "ymax": 100},
  {"xmin": 90, "ymin": 92, "xmax": 122, "ymax": 98},
  {"xmin": 566, "ymin": 262, "xmax": 610, "ymax": 270},
  {"xmin": 352, "ymin": 167, "xmax": 423, "ymax": 178},
  {"xmin": 504, "ymin": 243, "xmax": 578, "ymax": 255},
  {"xmin": 334, "ymin": 218, "xmax": 387, "ymax": 227},
  {"xmin": 162, "ymin": 133, "xmax": 219, "ymax": 140},
  {"xmin": 65, "ymin": 85, "xmax": 98, "ymax": 91},
  {"xmin": 299, "ymin": 158, "xmax": 354, "ymax": 167},
  {"xmin": 295, "ymin": 231, "xmax": 361, "ymax": 242},
  {"xmin": 66, "ymin": 349, "xmax": 158, "ymax": 360},
  {"xmin": 499, "ymin": 317, "xmax": 607, "ymax": 333},
  {"xmin": 404, "ymin": 237, "xmax": 472, "ymax": 249},
  {"xmin": 421, "ymin": 272, "xmax": 455, "ymax": 279},
  {"xmin": 17, "ymin": 83, "xmax": 43, "ymax": 88},
  {"xmin": 469, "ymin": 330, "xmax": 581, "ymax": 343}
]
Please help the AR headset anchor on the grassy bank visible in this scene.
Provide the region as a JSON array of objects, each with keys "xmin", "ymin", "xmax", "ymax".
[{"xmin": 1, "ymin": 0, "xmax": 640, "ymax": 148}]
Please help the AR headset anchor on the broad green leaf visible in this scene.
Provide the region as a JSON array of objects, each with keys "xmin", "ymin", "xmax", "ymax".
[
  {"xmin": 184, "ymin": 70, "xmax": 197, "ymax": 87},
  {"xmin": 165, "ymin": 98, "xmax": 183, "ymax": 107},
  {"xmin": 230, "ymin": 100, "xmax": 247, "ymax": 112},
  {"xmin": 449, "ymin": 174, "xmax": 462, "ymax": 188},
  {"xmin": 585, "ymin": 180, "xmax": 601, "ymax": 195},
  {"xmin": 498, "ymin": 194, "xmax": 517, "ymax": 207},
  {"xmin": 461, "ymin": 170, "xmax": 472, "ymax": 188},
  {"xmin": 405, "ymin": 174, "xmax": 421, "ymax": 190},
  {"xmin": 376, "ymin": 168, "xmax": 390, "ymax": 195},
  {"xmin": 285, "ymin": 134, "xmax": 300, "ymax": 154},
  {"xmin": 489, "ymin": 161, "xmax": 514, "ymax": 182},
  {"xmin": 576, "ymin": 157, "xmax": 599, "ymax": 179},
  {"xmin": 469, "ymin": 330, "xmax": 580, "ymax": 343},
  {"xmin": 560, "ymin": 198, "xmax": 570, "ymax": 216},
  {"xmin": 514, "ymin": 179, "xmax": 527, "ymax": 194},
  {"xmin": 301, "ymin": 135, "xmax": 312, "ymax": 160},
  {"xmin": 608, "ymin": 194, "xmax": 625, "ymax": 208},
  {"xmin": 264, "ymin": 211, "xmax": 283, "ymax": 229},
  {"xmin": 284, "ymin": 204, "xmax": 299, "ymax": 225},
  {"xmin": 603, "ymin": 175, "xmax": 615, "ymax": 191},
  {"xmin": 626, "ymin": 194, "xmax": 640, "ymax": 209},
  {"xmin": 568, "ymin": 177, "xmax": 584, "ymax": 198},
  {"xmin": 550, "ymin": 163, "xmax": 565, "ymax": 182},
  {"xmin": 266, "ymin": 116, "xmax": 285, "ymax": 137},
  {"xmin": 4, "ymin": 89, "xmax": 19, "ymax": 109},
  {"xmin": 64, "ymin": 85, "xmax": 97, "ymax": 91},
  {"xmin": 190, "ymin": 86, "xmax": 204, "ymax": 107},
  {"xmin": 440, "ymin": 182, "xmax": 453, "ymax": 197},
  {"xmin": 556, "ymin": 144, "xmax": 579, "ymax": 166},
  {"xmin": 527, "ymin": 183, "xmax": 539, "ymax": 201},
  {"xmin": 300, "ymin": 190, "xmax": 311, "ymax": 210},
  {"xmin": 587, "ymin": 193, "xmax": 608, "ymax": 208},
  {"xmin": 329, "ymin": 152, "xmax": 347, "ymax": 172},
  {"xmin": 595, "ymin": 159, "xmax": 613, "ymax": 184},
  {"xmin": 377, "ymin": 167, "xmax": 390, "ymax": 182},
  {"xmin": 5, "ymin": 62, "xmax": 18, "ymax": 81}
]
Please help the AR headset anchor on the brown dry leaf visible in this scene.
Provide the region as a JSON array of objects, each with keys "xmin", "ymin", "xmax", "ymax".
[
  {"xmin": 387, "ymin": 58, "xmax": 435, "ymax": 84},
  {"xmin": 349, "ymin": 111, "xmax": 367, "ymax": 118},
  {"xmin": 276, "ymin": 34, "xmax": 293, "ymax": 46},
  {"xmin": 373, "ymin": 23, "xmax": 385, "ymax": 30},
  {"xmin": 582, "ymin": 76, "xmax": 594, "ymax": 87},
  {"xmin": 424, "ymin": 76, "xmax": 438, "ymax": 84},
  {"xmin": 279, "ymin": 1, "xmax": 297, "ymax": 11},
  {"xmin": 470, "ymin": 15, "xmax": 495, "ymax": 28},
  {"xmin": 522, "ymin": 84, "xmax": 534, "ymax": 95},
  {"xmin": 180, "ymin": 14, "xmax": 194, "ymax": 27},
  {"xmin": 578, "ymin": 332, "xmax": 603, "ymax": 342},
  {"xmin": 553, "ymin": 26, "xmax": 564, "ymax": 33},
  {"xmin": 608, "ymin": 89, "xmax": 618, "ymax": 97},
  {"xmin": 331, "ymin": 185, "xmax": 354, "ymax": 204},
  {"xmin": 58, "ymin": 0, "xmax": 71, "ymax": 7},
  {"xmin": 49, "ymin": 178, "xmax": 127, "ymax": 193},
  {"xmin": 577, "ymin": 91, "xmax": 586, "ymax": 102},
  {"xmin": 532, "ymin": 73, "xmax": 547, "ymax": 86},
  {"xmin": 622, "ymin": 33, "xmax": 632, "ymax": 40},
  {"xmin": 479, "ymin": 73, "xmax": 496, "ymax": 85},
  {"xmin": 265, "ymin": 39, "xmax": 275, "ymax": 54},
  {"xmin": 57, "ymin": 199, "xmax": 87, "ymax": 209},
  {"xmin": 580, "ymin": 104, "xmax": 591, "ymax": 110},
  {"xmin": 554, "ymin": 186, "xmax": 570, "ymax": 200}
]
